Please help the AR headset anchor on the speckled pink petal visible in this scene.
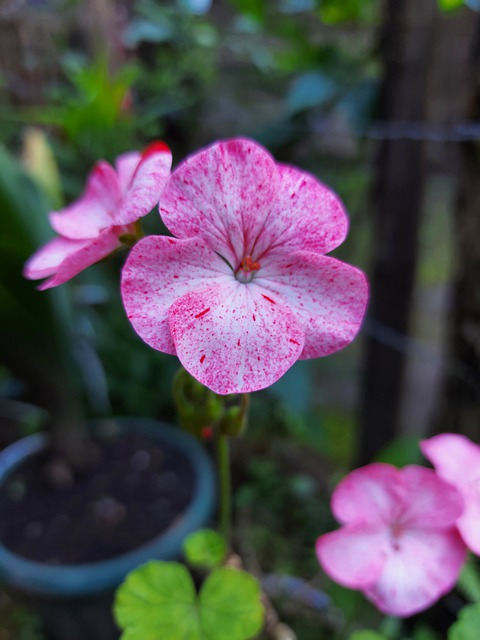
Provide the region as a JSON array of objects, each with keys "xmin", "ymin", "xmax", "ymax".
[
  {"xmin": 158, "ymin": 138, "xmax": 279, "ymax": 268},
  {"xmin": 421, "ymin": 434, "xmax": 480, "ymax": 554},
  {"xmin": 23, "ymin": 236, "xmax": 92, "ymax": 280},
  {"xmin": 252, "ymin": 164, "xmax": 349, "ymax": 260},
  {"xmin": 168, "ymin": 281, "xmax": 305, "ymax": 394},
  {"xmin": 25, "ymin": 230, "xmax": 122, "ymax": 290},
  {"xmin": 121, "ymin": 236, "xmax": 231, "ymax": 355},
  {"xmin": 364, "ymin": 528, "xmax": 466, "ymax": 617},
  {"xmin": 115, "ymin": 141, "xmax": 172, "ymax": 226},
  {"xmin": 316, "ymin": 523, "xmax": 388, "ymax": 589},
  {"xmin": 399, "ymin": 466, "xmax": 464, "ymax": 531},
  {"xmin": 256, "ymin": 251, "xmax": 368, "ymax": 359},
  {"xmin": 115, "ymin": 151, "xmax": 141, "ymax": 194},
  {"xmin": 331, "ymin": 463, "xmax": 404, "ymax": 526},
  {"xmin": 50, "ymin": 161, "xmax": 121, "ymax": 240}
]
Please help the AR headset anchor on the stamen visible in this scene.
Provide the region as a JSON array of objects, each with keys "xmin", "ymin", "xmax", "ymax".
[
  {"xmin": 240, "ymin": 255, "xmax": 261, "ymax": 273},
  {"xmin": 235, "ymin": 255, "xmax": 261, "ymax": 284}
]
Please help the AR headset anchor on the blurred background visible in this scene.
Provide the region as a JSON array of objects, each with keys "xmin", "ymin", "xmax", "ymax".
[{"xmin": 1, "ymin": 0, "xmax": 480, "ymax": 638}]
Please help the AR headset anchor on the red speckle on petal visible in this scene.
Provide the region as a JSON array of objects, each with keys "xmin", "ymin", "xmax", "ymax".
[
  {"xmin": 195, "ymin": 307, "xmax": 211, "ymax": 319},
  {"xmin": 237, "ymin": 339, "xmax": 241, "ymax": 347},
  {"xmin": 262, "ymin": 294, "xmax": 276, "ymax": 304},
  {"xmin": 289, "ymin": 339, "xmax": 300, "ymax": 345},
  {"xmin": 168, "ymin": 239, "xmax": 176, "ymax": 244},
  {"xmin": 200, "ymin": 354, "xmax": 206, "ymax": 363},
  {"xmin": 252, "ymin": 314, "xmax": 256, "ymax": 321}
]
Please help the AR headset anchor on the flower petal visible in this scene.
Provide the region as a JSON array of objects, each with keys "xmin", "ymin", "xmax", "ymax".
[
  {"xmin": 50, "ymin": 161, "xmax": 121, "ymax": 239},
  {"xmin": 421, "ymin": 433, "xmax": 480, "ymax": 487},
  {"xmin": 252, "ymin": 164, "xmax": 349, "ymax": 259},
  {"xmin": 256, "ymin": 252, "xmax": 368, "ymax": 359},
  {"xmin": 23, "ymin": 236, "xmax": 92, "ymax": 280},
  {"xmin": 158, "ymin": 138, "xmax": 279, "ymax": 268},
  {"xmin": 168, "ymin": 281, "xmax": 304, "ymax": 394},
  {"xmin": 24, "ymin": 230, "xmax": 122, "ymax": 290},
  {"xmin": 316, "ymin": 523, "xmax": 388, "ymax": 589},
  {"xmin": 115, "ymin": 141, "xmax": 173, "ymax": 226},
  {"xmin": 399, "ymin": 465, "xmax": 464, "ymax": 531},
  {"xmin": 115, "ymin": 151, "xmax": 141, "ymax": 194},
  {"xmin": 121, "ymin": 236, "xmax": 231, "ymax": 356},
  {"xmin": 331, "ymin": 463, "xmax": 404, "ymax": 526},
  {"xmin": 421, "ymin": 434, "xmax": 480, "ymax": 554},
  {"xmin": 364, "ymin": 529, "xmax": 466, "ymax": 617}
]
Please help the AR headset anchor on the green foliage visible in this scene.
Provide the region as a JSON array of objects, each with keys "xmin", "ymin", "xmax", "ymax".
[
  {"xmin": 318, "ymin": 0, "xmax": 379, "ymax": 24},
  {"xmin": 349, "ymin": 631, "xmax": 387, "ymax": 640},
  {"xmin": 127, "ymin": 1, "xmax": 217, "ymax": 129},
  {"xmin": 448, "ymin": 603, "xmax": 480, "ymax": 640},
  {"xmin": 183, "ymin": 529, "xmax": 227, "ymax": 570},
  {"xmin": 114, "ymin": 561, "xmax": 264, "ymax": 640},
  {"xmin": 438, "ymin": 0, "xmax": 464, "ymax": 11},
  {"xmin": 0, "ymin": 145, "xmax": 71, "ymax": 361},
  {"xmin": 457, "ymin": 556, "xmax": 480, "ymax": 604},
  {"xmin": 374, "ymin": 436, "xmax": 423, "ymax": 468},
  {"xmin": 51, "ymin": 56, "xmax": 139, "ymax": 162},
  {"xmin": 412, "ymin": 625, "xmax": 440, "ymax": 640}
]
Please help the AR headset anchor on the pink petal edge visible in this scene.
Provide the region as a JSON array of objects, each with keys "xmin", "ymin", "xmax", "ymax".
[
  {"xmin": 364, "ymin": 528, "xmax": 466, "ymax": 617},
  {"xmin": 256, "ymin": 251, "xmax": 368, "ymax": 359},
  {"xmin": 36, "ymin": 230, "xmax": 122, "ymax": 290},
  {"xmin": 316, "ymin": 523, "xmax": 388, "ymax": 589},
  {"xmin": 168, "ymin": 280, "xmax": 305, "ymax": 394},
  {"xmin": 121, "ymin": 235, "xmax": 232, "ymax": 356},
  {"xmin": 252, "ymin": 164, "xmax": 349, "ymax": 259},
  {"xmin": 158, "ymin": 138, "xmax": 279, "ymax": 268},
  {"xmin": 114, "ymin": 141, "xmax": 173, "ymax": 226},
  {"xmin": 49, "ymin": 161, "xmax": 121, "ymax": 240}
]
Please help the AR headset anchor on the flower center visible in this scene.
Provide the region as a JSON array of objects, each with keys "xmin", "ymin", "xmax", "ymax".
[
  {"xmin": 235, "ymin": 255, "xmax": 261, "ymax": 284},
  {"xmin": 390, "ymin": 521, "xmax": 404, "ymax": 551}
]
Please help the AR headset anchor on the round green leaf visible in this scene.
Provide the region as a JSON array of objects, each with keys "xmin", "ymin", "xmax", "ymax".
[
  {"xmin": 183, "ymin": 529, "xmax": 227, "ymax": 569},
  {"xmin": 114, "ymin": 562, "xmax": 200, "ymax": 640},
  {"xmin": 114, "ymin": 562, "xmax": 264, "ymax": 640},
  {"xmin": 200, "ymin": 568, "xmax": 264, "ymax": 640}
]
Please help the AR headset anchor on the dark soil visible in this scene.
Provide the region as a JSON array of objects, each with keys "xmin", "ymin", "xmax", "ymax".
[{"xmin": 0, "ymin": 432, "xmax": 195, "ymax": 564}]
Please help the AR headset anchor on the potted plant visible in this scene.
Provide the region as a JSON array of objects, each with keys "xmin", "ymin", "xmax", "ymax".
[{"xmin": 0, "ymin": 141, "xmax": 215, "ymax": 639}]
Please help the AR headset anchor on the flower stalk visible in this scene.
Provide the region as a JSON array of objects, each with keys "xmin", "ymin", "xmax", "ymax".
[{"xmin": 217, "ymin": 432, "xmax": 232, "ymax": 549}]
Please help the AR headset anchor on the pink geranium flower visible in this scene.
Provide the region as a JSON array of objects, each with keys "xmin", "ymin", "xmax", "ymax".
[
  {"xmin": 24, "ymin": 142, "xmax": 172, "ymax": 290},
  {"xmin": 121, "ymin": 138, "xmax": 368, "ymax": 394},
  {"xmin": 316, "ymin": 463, "xmax": 466, "ymax": 617},
  {"xmin": 421, "ymin": 433, "xmax": 480, "ymax": 556}
]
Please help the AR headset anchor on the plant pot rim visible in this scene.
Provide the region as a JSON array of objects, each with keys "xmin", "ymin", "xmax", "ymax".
[{"xmin": 0, "ymin": 417, "xmax": 215, "ymax": 597}]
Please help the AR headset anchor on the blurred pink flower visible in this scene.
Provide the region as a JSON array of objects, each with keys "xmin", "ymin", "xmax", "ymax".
[
  {"xmin": 24, "ymin": 142, "xmax": 172, "ymax": 290},
  {"xmin": 421, "ymin": 433, "xmax": 480, "ymax": 556},
  {"xmin": 121, "ymin": 138, "xmax": 368, "ymax": 395},
  {"xmin": 316, "ymin": 463, "xmax": 466, "ymax": 617}
]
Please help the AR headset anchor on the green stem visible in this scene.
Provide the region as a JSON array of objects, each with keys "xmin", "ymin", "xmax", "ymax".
[{"xmin": 217, "ymin": 433, "xmax": 231, "ymax": 549}]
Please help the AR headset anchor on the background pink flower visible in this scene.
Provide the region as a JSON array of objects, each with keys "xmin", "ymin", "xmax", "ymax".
[
  {"xmin": 23, "ymin": 141, "xmax": 172, "ymax": 290},
  {"xmin": 421, "ymin": 433, "xmax": 480, "ymax": 556},
  {"xmin": 316, "ymin": 463, "xmax": 466, "ymax": 617},
  {"xmin": 121, "ymin": 137, "xmax": 368, "ymax": 395}
]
